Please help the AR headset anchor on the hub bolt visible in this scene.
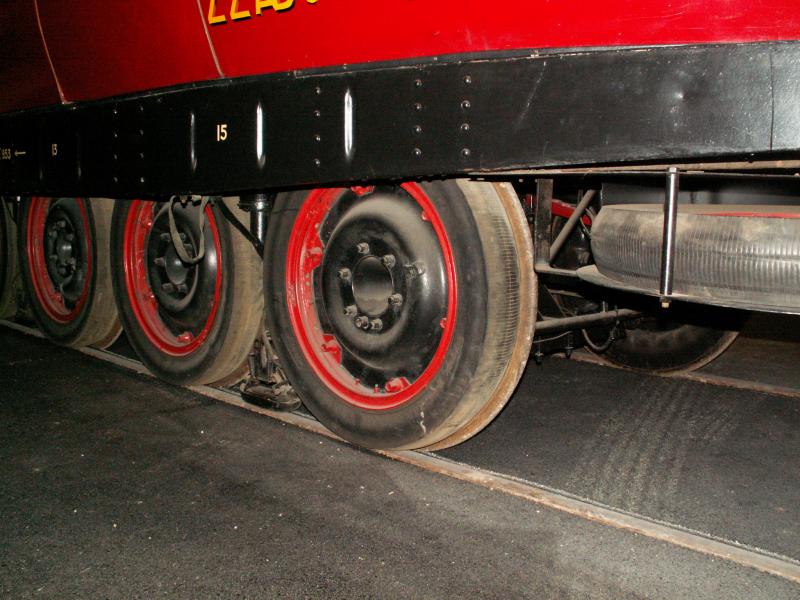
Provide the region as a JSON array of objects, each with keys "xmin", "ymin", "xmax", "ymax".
[
  {"xmin": 369, "ymin": 318, "xmax": 383, "ymax": 332},
  {"xmin": 154, "ymin": 257, "xmax": 166, "ymax": 267},
  {"xmin": 389, "ymin": 293, "xmax": 404, "ymax": 307},
  {"xmin": 161, "ymin": 282, "xmax": 176, "ymax": 293},
  {"xmin": 67, "ymin": 258, "xmax": 77, "ymax": 267},
  {"xmin": 381, "ymin": 254, "xmax": 396, "ymax": 268},
  {"xmin": 55, "ymin": 220, "xmax": 66, "ymax": 229},
  {"xmin": 65, "ymin": 233, "xmax": 75, "ymax": 242},
  {"xmin": 354, "ymin": 316, "xmax": 370, "ymax": 329},
  {"xmin": 338, "ymin": 267, "xmax": 352, "ymax": 281},
  {"xmin": 356, "ymin": 242, "xmax": 370, "ymax": 255},
  {"xmin": 177, "ymin": 283, "xmax": 188, "ymax": 294},
  {"xmin": 343, "ymin": 305, "xmax": 357, "ymax": 317},
  {"xmin": 405, "ymin": 261, "xmax": 426, "ymax": 277}
]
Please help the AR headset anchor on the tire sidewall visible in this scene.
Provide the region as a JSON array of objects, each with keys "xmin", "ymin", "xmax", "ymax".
[
  {"xmin": 19, "ymin": 197, "xmax": 98, "ymax": 345},
  {"xmin": 602, "ymin": 320, "xmax": 739, "ymax": 373},
  {"xmin": 110, "ymin": 199, "xmax": 238, "ymax": 385},
  {"xmin": 0, "ymin": 200, "xmax": 8, "ymax": 299},
  {"xmin": 265, "ymin": 182, "xmax": 490, "ymax": 449},
  {"xmin": 0, "ymin": 199, "xmax": 13, "ymax": 318}
]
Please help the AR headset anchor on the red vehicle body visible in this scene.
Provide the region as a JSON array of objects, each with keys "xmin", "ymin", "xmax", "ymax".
[
  {"xmin": 3, "ymin": 0, "xmax": 800, "ymax": 112},
  {"xmin": 2, "ymin": 1, "xmax": 800, "ymax": 450}
]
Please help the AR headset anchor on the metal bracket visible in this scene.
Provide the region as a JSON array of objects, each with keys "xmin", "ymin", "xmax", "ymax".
[
  {"xmin": 238, "ymin": 192, "xmax": 274, "ymax": 256},
  {"xmin": 659, "ymin": 167, "xmax": 680, "ymax": 307},
  {"xmin": 217, "ymin": 193, "xmax": 273, "ymax": 257},
  {"xmin": 533, "ymin": 178, "xmax": 554, "ymax": 270},
  {"xmin": 240, "ymin": 329, "xmax": 301, "ymax": 411},
  {"xmin": 549, "ymin": 189, "xmax": 596, "ymax": 264}
]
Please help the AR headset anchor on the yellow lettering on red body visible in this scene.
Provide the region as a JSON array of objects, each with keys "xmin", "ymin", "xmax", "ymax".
[
  {"xmin": 231, "ymin": 0, "xmax": 252, "ymax": 20},
  {"xmin": 207, "ymin": 0, "xmax": 227, "ymax": 24},
  {"xmin": 256, "ymin": 0, "xmax": 295, "ymax": 14}
]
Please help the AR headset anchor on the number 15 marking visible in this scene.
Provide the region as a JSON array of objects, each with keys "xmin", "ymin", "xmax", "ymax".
[{"xmin": 216, "ymin": 124, "xmax": 228, "ymax": 142}]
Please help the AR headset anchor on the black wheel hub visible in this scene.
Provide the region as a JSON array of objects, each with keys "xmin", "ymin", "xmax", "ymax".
[
  {"xmin": 318, "ymin": 187, "xmax": 448, "ymax": 390},
  {"xmin": 43, "ymin": 199, "xmax": 89, "ymax": 308},
  {"xmin": 145, "ymin": 202, "xmax": 218, "ymax": 336}
]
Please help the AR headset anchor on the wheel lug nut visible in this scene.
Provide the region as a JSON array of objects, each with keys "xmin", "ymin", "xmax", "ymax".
[
  {"xmin": 389, "ymin": 293, "xmax": 404, "ymax": 307},
  {"xmin": 179, "ymin": 233, "xmax": 187, "ymax": 242},
  {"xmin": 369, "ymin": 318, "xmax": 383, "ymax": 332},
  {"xmin": 160, "ymin": 232, "xmax": 171, "ymax": 242},
  {"xmin": 343, "ymin": 305, "xmax": 357, "ymax": 316},
  {"xmin": 67, "ymin": 258, "xmax": 77, "ymax": 266},
  {"xmin": 356, "ymin": 242, "xmax": 370, "ymax": 255},
  {"xmin": 338, "ymin": 267, "xmax": 352, "ymax": 281},
  {"xmin": 49, "ymin": 254, "xmax": 58, "ymax": 262},
  {"xmin": 177, "ymin": 283, "xmax": 188, "ymax": 294},
  {"xmin": 161, "ymin": 282, "xmax": 175, "ymax": 293},
  {"xmin": 55, "ymin": 220, "xmax": 66, "ymax": 229},
  {"xmin": 354, "ymin": 316, "xmax": 370, "ymax": 329},
  {"xmin": 154, "ymin": 257, "xmax": 166, "ymax": 267},
  {"xmin": 65, "ymin": 233, "xmax": 75, "ymax": 242},
  {"xmin": 381, "ymin": 254, "xmax": 396, "ymax": 268},
  {"xmin": 405, "ymin": 261, "xmax": 426, "ymax": 277}
]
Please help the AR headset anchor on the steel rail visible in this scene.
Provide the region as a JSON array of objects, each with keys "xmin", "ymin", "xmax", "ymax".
[{"xmin": 565, "ymin": 348, "xmax": 800, "ymax": 401}]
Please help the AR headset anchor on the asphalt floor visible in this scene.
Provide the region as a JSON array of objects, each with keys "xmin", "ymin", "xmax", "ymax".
[
  {"xmin": 1, "ymin": 328, "xmax": 798, "ymax": 599},
  {"xmin": 441, "ymin": 352, "xmax": 800, "ymax": 559}
]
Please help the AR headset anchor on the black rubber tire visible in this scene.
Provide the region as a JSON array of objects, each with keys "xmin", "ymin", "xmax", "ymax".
[
  {"xmin": 0, "ymin": 198, "xmax": 18, "ymax": 320},
  {"xmin": 110, "ymin": 197, "xmax": 263, "ymax": 386},
  {"xmin": 590, "ymin": 309, "xmax": 741, "ymax": 373},
  {"xmin": 264, "ymin": 180, "xmax": 536, "ymax": 450},
  {"xmin": 19, "ymin": 197, "xmax": 121, "ymax": 348}
]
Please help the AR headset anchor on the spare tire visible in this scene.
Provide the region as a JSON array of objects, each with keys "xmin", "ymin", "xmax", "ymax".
[
  {"xmin": 583, "ymin": 306, "xmax": 741, "ymax": 373},
  {"xmin": 548, "ymin": 205, "xmax": 742, "ymax": 373},
  {"xmin": 591, "ymin": 204, "xmax": 800, "ymax": 312}
]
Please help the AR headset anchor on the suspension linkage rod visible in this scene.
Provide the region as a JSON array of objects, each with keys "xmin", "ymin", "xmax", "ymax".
[
  {"xmin": 535, "ymin": 308, "xmax": 640, "ymax": 336},
  {"xmin": 549, "ymin": 189, "xmax": 596, "ymax": 263}
]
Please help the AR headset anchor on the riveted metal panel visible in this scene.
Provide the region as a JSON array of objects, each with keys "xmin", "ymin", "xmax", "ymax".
[{"xmin": 0, "ymin": 43, "xmax": 797, "ymax": 198}]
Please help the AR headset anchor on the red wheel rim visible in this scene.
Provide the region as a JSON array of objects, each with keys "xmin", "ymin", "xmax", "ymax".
[
  {"xmin": 123, "ymin": 200, "xmax": 223, "ymax": 356},
  {"xmin": 286, "ymin": 183, "xmax": 457, "ymax": 410},
  {"xmin": 26, "ymin": 197, "xmax": 92, "ymax": 324}
]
